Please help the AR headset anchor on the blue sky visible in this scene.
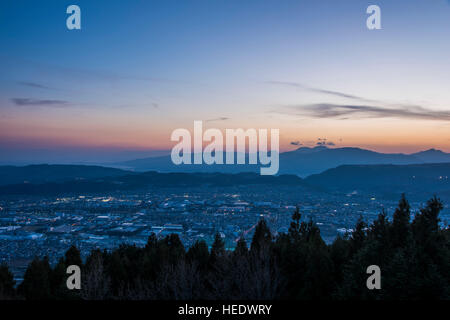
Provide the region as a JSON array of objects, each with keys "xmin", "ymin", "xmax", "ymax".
[{"xmin": 0, "ymin": 0, "xmax": 450, "ymax": 163}]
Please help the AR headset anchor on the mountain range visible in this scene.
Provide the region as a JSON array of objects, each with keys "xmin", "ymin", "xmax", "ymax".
[
  {"xmin": 0, "ymin": 163, "xmax": 448, "ymax": 201},
  {"xmin": 115, "ymin": 146, "xmax": 450, "ymax": 177}
]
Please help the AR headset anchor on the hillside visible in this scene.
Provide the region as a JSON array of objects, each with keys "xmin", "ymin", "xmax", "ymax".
[
  {"xmin": 0, "ymin": 171, "xmax": 306, "ymax": 196},
  {"xmin": 0, "ymin": 164, "xmax": 132, "ymax": 186},
  {"xmin": 305, "ymin": 162, "xmax": 450, "ymax": 199}
]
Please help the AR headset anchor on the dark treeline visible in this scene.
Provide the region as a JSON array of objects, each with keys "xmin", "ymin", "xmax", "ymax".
[{"xmin": 1, "ymin": 195, "xmax": 449, "ymax": 300}]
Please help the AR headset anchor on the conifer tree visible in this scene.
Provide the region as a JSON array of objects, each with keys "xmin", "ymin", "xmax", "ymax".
[
  {"xmin": 288, "ymin": 206, "xmax": 301, "ymax": 241},
  {"xmin": 210, "ymin": 232, "xmax": 225, "ymax": 259},
  {"xmin": 186, "ymin": 240, "xmax": 209, "ymax": 266},
  {"xmin": 234, "ymin": 237, "xmax": 248, "ymax": 258},
  {"xmin": 350, "ymin": 216, "xmax": 367, "ymax": 256},
  {"xmin": 18, "ymin": 256, "xmax": 52, "ymax": 300},
  {"xmin": 250, "ymin": 219, "xmax": 272, "ymax": 255},
  {"xmin": 391, "ymin": 194, "xmax": 411, "ymax": 248},
  {"xmin": 65, "ymin": 245, "xmax": 82, "ymax": 267},
  {"xmin": 0, "ymin": 263, "xmax": 16, "ymax": 299}
]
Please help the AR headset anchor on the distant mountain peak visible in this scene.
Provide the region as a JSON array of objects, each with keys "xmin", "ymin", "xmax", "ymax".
[
  {"xmin": 410, "ymin": 148, "xmax": 450, "ymax": 163},
  {"xmin": 412, "ymin": 148, "xmax": 448, "ymax": 156},
  {"xmin": 419, "ymin": 148, "xmax": 444, "ymax": 154}
]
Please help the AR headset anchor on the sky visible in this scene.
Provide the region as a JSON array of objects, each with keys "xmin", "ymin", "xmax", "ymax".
[{"xmin": 0, "ymin": 0, "xmax": 449, "ymax": 164}]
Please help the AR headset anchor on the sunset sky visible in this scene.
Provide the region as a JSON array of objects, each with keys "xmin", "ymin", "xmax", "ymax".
[{"xmin": 1, "ymin": 0, "xmax": 449, "ymax": 163}]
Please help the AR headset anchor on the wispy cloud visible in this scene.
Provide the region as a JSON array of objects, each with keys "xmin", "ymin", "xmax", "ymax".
[
  {"xmin": 11, "ymin": 98, "xmax": 69, "ymax": 107},
  {"xmin": 279, "ymin": 103, "xmax": 450, "ymax": 121},
  {"xmin": 17, "ymin": 81, "xmax": 53, "ymax": 90},
  {"xmin": 265, "ymin": 81, "xmax": 380, "ymax": 104},
  {"xmin": 204, "ymin": 117, "xmax": 230, "ymax": 122},
  {"xmin": 267, "ymin": 81, "xmax": 450, "ymax": 122},
  {"xmin": 290, "ymin": 141, "xmax": 302, "ymax": 146}
]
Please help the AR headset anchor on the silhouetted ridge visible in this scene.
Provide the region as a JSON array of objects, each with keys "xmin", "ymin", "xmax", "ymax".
[{"xmin": 0, "ymin": 164, "xmax": 131, "ymax": 186}]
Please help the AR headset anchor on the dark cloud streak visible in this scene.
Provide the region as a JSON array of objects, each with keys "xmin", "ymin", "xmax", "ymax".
[
  {"xmin": 11, "ymin": 98, "xmax": 69, "ymax": 107},
  {"xmin": 204, "ymin": 117, "xmax": 230, "ymax": 122},
  {"xmin": 17, "ymin": 81, "xmax": 53, "ymax": 90},
  {"xmin": 265, "ymin": 81, "xmax": 380, "ymax": 104},
  {"xmin": 281, "ymin": 103, "xmax": 450, "ymax": 121}
]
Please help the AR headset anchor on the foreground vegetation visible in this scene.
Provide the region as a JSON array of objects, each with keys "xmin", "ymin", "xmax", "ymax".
[{"xmin": 1, "ymin": 195, "xmax": 449, "ymax": 300}]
